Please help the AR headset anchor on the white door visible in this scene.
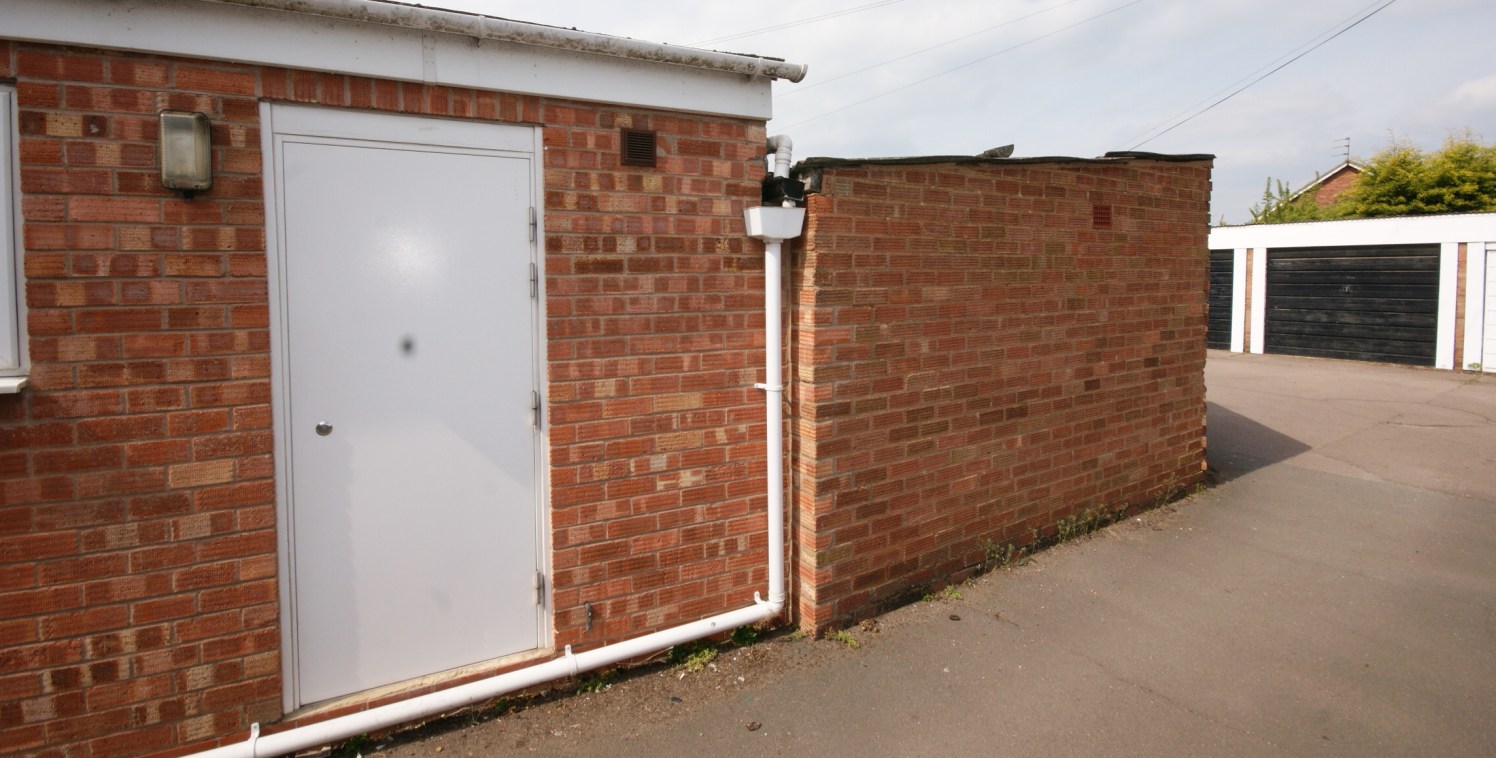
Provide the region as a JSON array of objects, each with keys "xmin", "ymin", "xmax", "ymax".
[{"xmin": 264, "ymin": 106, "xmax": 545, "ymax": 707}]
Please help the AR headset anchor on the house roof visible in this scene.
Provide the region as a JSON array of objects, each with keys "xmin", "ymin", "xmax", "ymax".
[{"xmin": 1289, "ymin": 160, "xmax": 1367, "ymax": 202}]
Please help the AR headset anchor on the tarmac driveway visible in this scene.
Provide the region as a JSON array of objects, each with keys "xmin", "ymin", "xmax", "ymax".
[{"xmin": 392, "ymin": 352, "xmax": 1496, "ymax": 757}]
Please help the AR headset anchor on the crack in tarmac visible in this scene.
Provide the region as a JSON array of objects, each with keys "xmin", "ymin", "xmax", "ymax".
[{"xmin": 1062, "ymin": 644, "xmax": 1275, "ymax": 749}]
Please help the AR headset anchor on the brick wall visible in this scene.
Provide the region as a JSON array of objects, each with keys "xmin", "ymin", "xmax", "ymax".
[
  {"xmin": 0, "ymin": 39, "xmax": 769, "ymax": 756},
  {"xmin": 542, "ymin": 112, "xmax": 772, "ymax": 649},
  {"xmin": 1310, "ymin": 167, "xmax": 1359, "ymax": 209},
  {"xmin": 789, "ymin": 156, "xmax": 1212, "ymax": 631}
]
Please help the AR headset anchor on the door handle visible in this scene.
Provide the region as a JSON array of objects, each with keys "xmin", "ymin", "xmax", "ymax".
[{"xmin": 315, "ymin": 422, "xmax": 334, "ymax": 436}]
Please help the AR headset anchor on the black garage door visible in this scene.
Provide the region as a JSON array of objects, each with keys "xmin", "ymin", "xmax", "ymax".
[
  {"xmin": 1207, "ymin": 249, "xmax": 1233, "ymax": 349},
  {"xmin": 1265, "ymin": 244, "xmax": 1439, "ymax": 366}
]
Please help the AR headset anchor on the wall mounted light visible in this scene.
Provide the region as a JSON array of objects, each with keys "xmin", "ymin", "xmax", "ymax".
[{"xmin": 158, "ymin": 110, "xmax": 212, "ymax": 199}]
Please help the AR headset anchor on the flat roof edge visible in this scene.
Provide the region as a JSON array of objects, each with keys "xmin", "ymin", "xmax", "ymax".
[
  {"xmin": 206, "ymin": 0, "xmax": 809, "ymax": 82},
  {"xmin": 793, "ymin": 151, "xmax": 1215, "ymax": 173}
]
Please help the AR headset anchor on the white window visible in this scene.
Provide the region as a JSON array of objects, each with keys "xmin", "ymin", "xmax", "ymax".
[{"xmin": 1, "ymin": 86, "xmax": 25, "ymax": 392}]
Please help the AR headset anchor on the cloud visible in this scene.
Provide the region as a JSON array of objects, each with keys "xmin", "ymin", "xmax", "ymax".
[{"xmin": 1441, "ymin": 75, "xmax": 1496, "ymax": 110}]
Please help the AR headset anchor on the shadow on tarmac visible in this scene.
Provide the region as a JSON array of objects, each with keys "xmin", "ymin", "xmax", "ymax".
[{"xmin": 1205, "ymin": 401, "xmax": 1311, "ymax": 483}]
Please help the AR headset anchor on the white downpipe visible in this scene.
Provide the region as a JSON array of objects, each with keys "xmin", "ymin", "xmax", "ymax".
[
  {"xmin": 761, "ymin": 134, "xmax": 794, "ymax": 609},
  {"xmin": 193, "ymin": 139, "xmax": 801, "ymax": 758},
  {"xmin": 202, "ymin": 0, "xmax": 809, "ymax": 82}
]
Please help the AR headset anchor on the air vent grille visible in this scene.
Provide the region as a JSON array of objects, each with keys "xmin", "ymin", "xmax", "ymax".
[
  {"xmin": 1092, "ymin": 204, "xmax": 1113, "ymax": 229},
  {"xmin": 621, "ymin": 129, "xmax": 657, "ymax": 168}
]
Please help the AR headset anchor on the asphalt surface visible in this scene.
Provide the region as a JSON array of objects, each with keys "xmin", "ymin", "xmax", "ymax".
[{"xmin": 548, "ymin": 352, "xmax": 1496, "ymax": 757}]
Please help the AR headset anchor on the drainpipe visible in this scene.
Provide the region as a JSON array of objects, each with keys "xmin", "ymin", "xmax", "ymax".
[
  {"xmin": 744, "ymin": 135, "xmax": 805, "ymax": 611},
  {"xmin": 192, "ymin": 138, "xmax": 804, "ymax": 758}
]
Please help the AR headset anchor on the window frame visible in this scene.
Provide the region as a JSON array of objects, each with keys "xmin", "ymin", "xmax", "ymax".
[{"xmin": 0, "ymin": 85, "xmax": 27, "ymax": 389}]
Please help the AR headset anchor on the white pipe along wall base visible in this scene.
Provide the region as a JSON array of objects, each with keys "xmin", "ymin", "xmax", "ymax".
[{"xmin": 192, "ymin": 136, "xmax": 803, "ymax": 758}]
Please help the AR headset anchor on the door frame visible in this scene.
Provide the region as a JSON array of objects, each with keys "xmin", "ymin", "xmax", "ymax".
[
  {"xmin": 259, "ymin": 103, "xmax": 551, "ymax": 711},
  {"xmin": 1483, "ymin": 244, "xmax": 1494, "ymax": 370}
]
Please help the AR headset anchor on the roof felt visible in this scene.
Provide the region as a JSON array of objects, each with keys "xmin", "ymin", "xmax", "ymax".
[{"xmin": 793, "ymin": 150, "xmax": 1214, "ymax": 174}]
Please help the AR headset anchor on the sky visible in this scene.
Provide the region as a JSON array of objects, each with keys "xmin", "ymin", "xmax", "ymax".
[{"xmin": 418, "ymin": 0, "xmax": 1494, "ymax": 224}]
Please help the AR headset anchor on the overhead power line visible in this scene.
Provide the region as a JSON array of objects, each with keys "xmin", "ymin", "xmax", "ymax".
[
  {"xmin": 778, "ymin": 0, "xmax": 1086, "ymax": 99},
  {"xmin": 1127, "ymin": 0, "xmax": 1399, "ymax": 150},
  {"xmin": 778, "ymin": 0, "xmax": 1148, "ymax": 131},
  {"xmin": 692, "ymin": 0, "xmax": 909, "ymax": 47}
]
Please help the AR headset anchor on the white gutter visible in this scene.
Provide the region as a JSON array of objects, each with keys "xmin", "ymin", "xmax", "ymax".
[
  {"xmin": 193, "ymin": 138, "xmax": 803, "ymax": 758},
  {"xmin": 201, "ymin": 0, "xmax": 809, "ymax": 82}
]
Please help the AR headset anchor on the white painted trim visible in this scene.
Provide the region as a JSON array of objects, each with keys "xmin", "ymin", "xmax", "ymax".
[
  {"xmin": 1436, "ymin": 242, "xmax": 1459, "ymax": 369},
  {"xmin": 4, "ymin": 0, "xmax": 781, "ymax": 119},
  {"xmin": 266, "ymin": 104, "xmax": 537, "ymax": 151},
  {"xmin": 1250, "ymin": 248, "xmax": 1267, "ymax": 354},
  {"xmin": 0, "ymin": 87, "xmax": 26, "ymax": 380},
  {"xmin": 259, "ymin": 102, "xmax": 299, "ymax": 712},
  {"xmin": 1209, "ymin": 213, "xmax": 1496, "ymax": 250},
  {"xmin": 1487, "ymin": 244, "xmax": 1496, "ymax": 370},
  {"xmin": 260, "ymin": 100, "xmax": 294, "ymax": 711},
  {"xmin": 206, "ymin": 0, "xmax": 806, "ymax": 82},
  {"xmin": 1230, "ymin": 248, "xmax": 1247, "ymax": 353},
  {"xmin": 1462, "ymin": 242, "xmax": 1487, "ymax": 370},
  {"xmin": 0, "ymin": 377, "xmax": 27, "ymax": 393}
]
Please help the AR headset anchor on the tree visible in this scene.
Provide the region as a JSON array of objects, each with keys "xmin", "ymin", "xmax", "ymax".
[
  {"xmin": 1335, "ymin": 139, "xmax": 1427, "ymax": 217},
  {"xmin": 1250, "ymin": 131, "xmax": 1496, "ymax": 223},
  {"xmin": 1414, "ymin": 131, "xmax": 1496, "ymax": 213},
  {"xmin": 1249, "ymin": 177, "xmax": 1325, "ymax": 223}
]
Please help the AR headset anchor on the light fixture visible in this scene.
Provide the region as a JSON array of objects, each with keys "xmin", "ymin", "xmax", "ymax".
[{"xmin": 158, "ymin": 110, "xmax": 212, "ymax": 198}]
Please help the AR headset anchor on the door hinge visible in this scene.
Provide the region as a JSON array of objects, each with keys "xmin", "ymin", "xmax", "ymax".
[
  {"xmin": 528, "ymin": 206, "xmax": 537, "ymax": 243},
  {"xmin": 531, "ymin": 390, "xmax": 541, "ymax": 428},
  {"xmin": 529, "ymin": 262, "xmax": 538, "ymax": 299},
  {"xmin": 533, "ymin": 570, "xmax": 545, "ymax": 606}
]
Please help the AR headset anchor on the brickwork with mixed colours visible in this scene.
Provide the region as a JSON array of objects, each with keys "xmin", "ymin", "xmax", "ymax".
[
  {"xmin": 0, "ymin": 39, "xmax": 771, "ymax": 756},
  {"xmin": 788, "ymin": 157, "xmax": 1212, "ymax": 631},
  {"xmin": 0, "ymin": 35, "xmax": 1217, "ymax": 758}
]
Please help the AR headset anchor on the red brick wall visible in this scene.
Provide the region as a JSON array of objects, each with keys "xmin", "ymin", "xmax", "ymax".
[
  {"xmin": 789, "ymin": 158, "xmax": 1212, "ymax": 631},
  {"xmin": 0, "ymin": 39, "xmax": 769, "ymax": 756},
  {"xmin": 543, "ymin": 114, "xmax": 772, "ymax": 648},
  {"xmin": 1310, "ymin": 167, "xmax": 1360, "ymax": 208}
]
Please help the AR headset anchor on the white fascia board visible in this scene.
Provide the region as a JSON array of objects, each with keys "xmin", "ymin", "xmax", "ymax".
[
  {"xmin": 3, "ymin": 0, "xmax": 775, "ymax": 120},
  {"xmin": 1209, "ymin": 213, "xmax": 1496, "ymax": 250}
]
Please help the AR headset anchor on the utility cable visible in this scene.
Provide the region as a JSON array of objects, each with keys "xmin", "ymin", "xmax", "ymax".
[
  {"xmin": 1128, "ymin": 0, "xmax": 1399, "ymax": 149},
  {"xmin": 1124, "ymin": 0, "xmax": 1391, "ymax": 149},
  {"xmin": 778, "ymin": 0, "xmax": 1085, "ymax": 98},
  {"xmin": 777, "ymin": 0, "xmax": 1148, "ymax": 130},
  {"xmin": 693, "ymin": 0, "xmax": 909, "ymax": 46}
]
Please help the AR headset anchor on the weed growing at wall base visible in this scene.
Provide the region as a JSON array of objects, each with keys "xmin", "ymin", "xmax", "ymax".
[
  {"xmin": 828, "ymin": 630, "xmax": 861, "ymax": 650},
  {"xmin": 1056, "ymin": 506, "xmax": 1129, "ymax": 542},
  {"xmin": 576, "ymin": 669, "xmax": 620, "ymax": 694},
  {"xmin": 669, "ymin": 641, "xmax": 719, "ymax": 673}
]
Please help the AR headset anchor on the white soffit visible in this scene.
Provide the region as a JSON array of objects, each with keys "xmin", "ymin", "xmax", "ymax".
[{"xmin": 3, "ymin": 0, "xmax": 790, "ymax": 120}]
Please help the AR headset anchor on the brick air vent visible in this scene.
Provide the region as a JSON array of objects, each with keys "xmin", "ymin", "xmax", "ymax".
[
  {"xmin": 1092, "ymin": 204, "xmax": 1113, "ymax": 228},
  {"xmin": 621, "ymin": 128, "xmax": 657, "ymax": 168}
]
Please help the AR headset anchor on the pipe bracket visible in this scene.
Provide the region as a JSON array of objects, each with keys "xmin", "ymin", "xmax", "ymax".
[
  {"xmin": 562, "ymin": 644, "xmax": 581, "ymax": 676},
  {"xmin": 753, "ymin": 383, "xmax": 783, "ymax": 393},
  {"xmin": 247, "ymin": 723, "xmax": 261, "ymax": 758}
]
